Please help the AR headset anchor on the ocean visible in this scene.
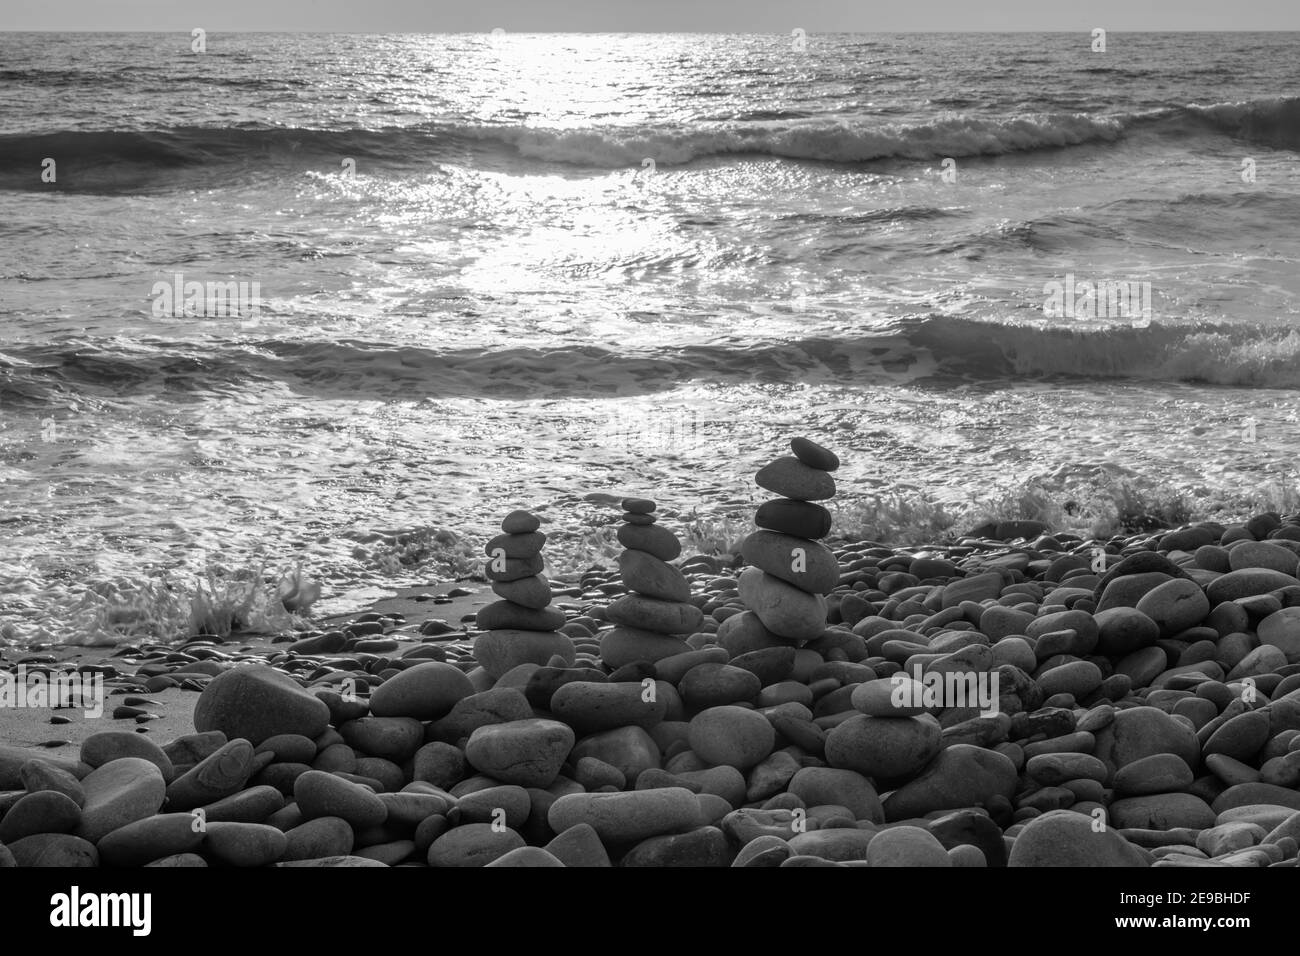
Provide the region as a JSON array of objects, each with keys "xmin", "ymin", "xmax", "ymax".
[{"xmin": 2, "ymin": 31, "xmax": 1299, "ymax": 643}]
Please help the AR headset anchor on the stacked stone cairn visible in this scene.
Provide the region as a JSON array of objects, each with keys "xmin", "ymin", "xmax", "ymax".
[
  {"xmin": 473, "ymin": 509, "xmax": 576, "ymax": 679},
  {"xmin": 599, "ymin": 497, "xmax": 704, "ymax": 670},
  {"xmin": 721, "ymin": 437, "xmax": 839, "ymax": 656}
]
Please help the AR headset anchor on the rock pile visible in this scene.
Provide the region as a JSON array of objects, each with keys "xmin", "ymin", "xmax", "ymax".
[
  {"xmin": 598, "ymin": 498, "xmax": 702, "ymax": 669},
  {"xmin": 721, "ymin": 438, "xmax": 839, "ymax": 655},
  {"xmin": 473, "ymin": 510, "xmax": 576, "ymax": 679}
]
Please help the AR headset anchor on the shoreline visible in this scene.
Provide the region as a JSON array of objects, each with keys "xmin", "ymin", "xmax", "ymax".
[{"xmin": 4, "ymin": 476, "xmax": 1300, "ymax": 868}]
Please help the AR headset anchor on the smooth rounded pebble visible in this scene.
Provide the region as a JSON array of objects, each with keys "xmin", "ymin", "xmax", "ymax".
[
  {"xmin": 427, "ymin": 823, "xmax": 525, "ymax": 867},
  {"xmin": 688, "ymin": 706, "xmax": 775, "ymax": 770},
  {"xmin": 193, "ymin": 665, "xmax": 330, "ymax": 746},
  {"xmin": 1008, "ymin": 810, "xmax": 1150, "ymax": 867},
  {"xmin": 866, "ymin": 826, "xmax": 952, "ymax": 867},
  {"xmin": 548, "ymin": 788, "xmax": 701, "ymax": 844},
  {"xmin": 465, "ymin": 718, "xmax": 576, "ymax": 787},
  {"xmin": 75, "ymin": 758, "xmax": 166, "ymax": 844},
  {"xmin": 293, "ymin": 771, "xmax": 387, "ymax": 828},
  {"xmin": 97, "ymin": 813, "xmax": 204, "ymax": 867},
  {"xmin": 368, "ymin": 662, "xmax": 475, "ymax": 720}
]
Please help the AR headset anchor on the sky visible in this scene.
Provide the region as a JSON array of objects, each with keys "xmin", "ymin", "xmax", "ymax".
[{"xmin": 0, "ymin": 0, "xmax": 1295, "ymax": 32}]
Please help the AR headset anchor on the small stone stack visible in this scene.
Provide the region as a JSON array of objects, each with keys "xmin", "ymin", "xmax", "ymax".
[
  {"xmin": 599, "ymin": 497, "xmax": 704, "ymax": 670},
  {"xmin": 731, "ymin": 437, "xmax": 840, "ymax": 650},
  {"xmin": 473, "ymin": 509, "xmax": 576, "ymax": 679}
]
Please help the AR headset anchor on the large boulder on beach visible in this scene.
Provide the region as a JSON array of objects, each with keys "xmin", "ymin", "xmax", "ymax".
[
  {"xmin": 1206, "ymin": 569, "xmax": 1300, "ymax": 604},
  {"xmin": 476, "ymin": 600, "xmax": 566, "ymax": 631},
  {"xmin": 473, "ymin": 629, "xmax": 575, "ymax": 679},
  {"xmin": 18, "ymin": 763, "xmax": 85, "ymax": 809},
  {"xmin": 1134, "ymin": 579, "xmax": 1210, "ymax": 636},
  {"xmin": 1092, "ymin": 552, "xmax": 1190, "ymax": 600},
  {"xmin": 1096, "ymin": 572, "xmax": 1174, "ymax": 612},
  {"xmin": 617, "ymin": 522, "xmax": 682, "ymax": 562},
  {"xmin": 492, "ymin": 574, "xmax": 551, "ymax": 609},
  {"xmin": 427, "ymin": 824, "xmax": 526, "ymax": 867},
  {"xmin": 715, "ymin": 611, "xmax": 793, "ymax": 657},
  {"xmin": 756, "ymin": 499, "xmax": 833, "ymax": 539},
  {"xmin": 1212, "ymin": 784, "xmax": 1300, "ymax": 814},
  {"xmin": 79, "ymin": 732, "xmax": 175, "ymax": 782},
  {"xmin": 1025, "ymin": 609, "xmax": 1099, "ymax": 651},
  {"xmin": 1228, "ymin": 541, "xmax": 1300, "ymax": 575},
  {"xmin": 9, "ymin": 833, "xmax": 100, "ymax": 867},
  {"xmin": 339, "ymin": 717, "xmax": 425, "ymax": 761},
  {"xmin": 1258, "ymin": 607, "xmax": 1300, "ymax": 663},
  {"xmin": 570, "ymin": 726, "xmax": 661, "ymax": 783},
  {"xmin": 737, "ymin": 567, "xmax": 828, "ymax": 640},
  {"xmin": 741, "ymin": 531, "xmax": 839, "ymax": 594},
  {"xmin": 1091, "ymin": 706, "xmax": 1199, "ymax": 774},
  {"xmin": 787, "ymin": 767, "xmax": 883, "ymax": 823},
  {"xmin": 1109, "ymin": 793, "xmax": 1216, "ymax": 830},
  {"xmin": 164, "ymin": 738, "xmax": 257, "ymax": 810},
  {"xmin": 941, "ymin": 572, "xmax": 1004, "ymax": 609},
  {"xmin": 1008, "ymin": 810, "xmax": 1150, "ymax": 867},
  {"xmin": 787, "ymin": 829, "xmax": 877, "ymax": 862},
  {"xmin": 293, "ymin": 770, "xmax": 387, "ymax": 828},
  {"xmin": 96, "ymin": 814, "xmax": 205, "ymax": 867},
  {"xmin": 465, "ymin": 719, "xmax": 575, "ymax": 787},
  {"xmin": 484, "ymin": 846, "xmax": 567, "ymax": 867},
  {"xmin": 790, "ymin": 437, "xmax": 839, "ymax": 471},
  {"xmin": 688, "ymin": 706, "xmax": 775, "ymax": 770},
  {"xmin": 606, "ymin": 593, "xmax": 704, "ymax": 635},
  {"xmin": 1093, "ymin": 607, "xmax": 1160, "ymax": 656},
  {"xmin": 599, "ymin": 627, "xmax": 690, "ymax": 669},
  {"xmin": 0, "ymin": 791, "xmax": 81, "ymax": 844},
  {"xmin": 0, "ymin": 746, "xmax": 85, "ymax": 791},
  {"xmin": 619, "ymin": 550, "xmax": 691, "ymax": 602},
  {"xmin": 826, "ymin": 715, "xmax": 941, "ymax": 781},
  {"xmin": 754, "ymin": 457, "xmax": 836, "ymax": 501},
  {"xmin": 1112, "ymin": 753, "xmax": 1193, "ymax": 795},
  {"xmin": 928, "ymin": 809, "xmax": 1008, "ymax": 867},
  {"xmin": 432, "ymin": 687, "xmax": 533, "ymax": 741},
  {"xmin": 1161, "ymin": 526, "xmax": 1218, "ymax": 552},
  {"xmin": 680, "ymin": 663, "xmax": 760, "ymax": 709},
  {"xmin": 74, "ymin": 758, "xmax": 167, "ymax": 844},
  {"xmin": 550, "ymin": 681, "xmax": 666, "ymax": 735},
  {"xmin": 548, "ymin": 788, "xmax": 701, "ymax": 844},
  {"xmin": 204, "ymin": 822, "xmax": 287, "ymax": 867},
  {"xmin": 620, "ymin": 827, "xmax": 732, "ymax": 867},
  {"xmin": 882, "ymin": 745, "xmax": 1017, "ymax": 821},
  {"xmin": 368, "ymin": 661, "xmax": 475, "ymax": 720},
  {"xmin": 545, "ymin": 823, "xmax": 612, "ymax": 867},
  {"xmin": 866, "ymin": 826, "xmax": 952, "ymax": 867},
  {"xmin": 1036, "ymin": 660, "xmax": 1104, "ymax": 700},
  {"xmin": 282, "ymin": 817, "xmax": 355, "ymax": 861},
  {"xmin": 1203, "ymin": 710, "xmax": 1271, "ymax": 763},
  {"xmin": 193, "ymin": 665, "xmax": 330, "ymax": 746}
]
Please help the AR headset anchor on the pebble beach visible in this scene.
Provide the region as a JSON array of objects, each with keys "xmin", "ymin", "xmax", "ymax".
[{"xmin": 3, "ymin": 436, "xmax": 1300, "ymax": 869}]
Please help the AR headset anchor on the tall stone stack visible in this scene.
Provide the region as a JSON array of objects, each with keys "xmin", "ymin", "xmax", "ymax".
[
  {"xmin": 599, "ymin": 497, "xmax": 705, "ymax": 670},
  {"xmin": 473, "ymin": 509, "xmax": 576, "ymax": 679},
  {"xmin": 733, "ymin": 437, "xmax": 840, "ymax": 648}
]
